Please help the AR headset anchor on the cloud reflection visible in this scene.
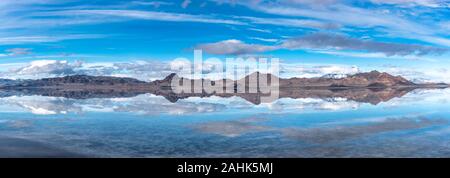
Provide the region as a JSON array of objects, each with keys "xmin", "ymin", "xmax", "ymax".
[
  {"xmin": 282, "ymin": 117, "xmax": 447, "ymax": 143},
  {"xmin": 193, "ymin": 117, "xmax": 272, "ymax": 137},
  {"xmin": 0, "ymin": 94, "xmax": 371, "ymax": 115},
  {"xmin": 193, "ymin": 116, "xmax": 447, "ymax": 143},
  {"xmin": 0, "ymin": 88, "xmax": 448, "ymax": 116}
]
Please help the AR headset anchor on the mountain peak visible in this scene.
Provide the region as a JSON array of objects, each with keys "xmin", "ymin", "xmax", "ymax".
[
  {"xmin": 348, "ymin": 70, "xmax": 415, "ymax": 87},
  {"xmin": 368, "ymin": 70, "xmax": 381, "ymax": 74}
]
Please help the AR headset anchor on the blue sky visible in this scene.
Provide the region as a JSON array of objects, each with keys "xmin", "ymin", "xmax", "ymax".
[{"xmin": 1, "ymin": 0, "xmax": 450, "ymax": 82}]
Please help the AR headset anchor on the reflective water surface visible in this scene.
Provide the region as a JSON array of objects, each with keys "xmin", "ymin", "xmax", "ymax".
[{"xmin": 0, "ymin": 88, "xmax": 450, "ymax": 157}]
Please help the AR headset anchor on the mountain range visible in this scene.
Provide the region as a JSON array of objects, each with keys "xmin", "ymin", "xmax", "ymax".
[
  {"xmin": 1, "ymin": 70, "xmax": 443, "ymax": 88},
  {"xmin": 0, "ymin": 71, "xmax": 447, "ymax": 105}
]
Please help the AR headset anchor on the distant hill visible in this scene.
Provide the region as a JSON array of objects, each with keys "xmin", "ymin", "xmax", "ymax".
[
  {"xmin": 7, "ymin": 75, "xmax": 147, "ymax": 88},
  {"xmin": 0, "ymin": 79, "xmax": 23, "ymax": 87}
]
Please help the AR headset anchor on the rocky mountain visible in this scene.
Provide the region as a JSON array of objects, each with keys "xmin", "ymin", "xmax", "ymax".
[
  {"xmin": 279, "ymin": 70, "xmax": 417, "ymax": 88},
  {"xmin": 347, "ymin": 71, "xmax": 415, "ymax": 87}
]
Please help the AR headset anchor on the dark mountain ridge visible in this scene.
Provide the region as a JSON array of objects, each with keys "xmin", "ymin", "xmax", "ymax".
[
  {"xmin": 0, "ymin": 79, "xmax": 25, "ymax": 87},
  {"xmin": 10, "ymin": 75, "xmax": 146, "ymax": 88}
]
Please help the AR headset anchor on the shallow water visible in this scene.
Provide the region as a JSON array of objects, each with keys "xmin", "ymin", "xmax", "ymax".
[{"xmin": 0, "ymin": 88, "xmax": 450, "ymax": 157}]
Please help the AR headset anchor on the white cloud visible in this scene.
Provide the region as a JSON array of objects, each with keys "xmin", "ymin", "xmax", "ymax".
[
  {"xmin": 283, "ymin": 0, "xmax": 338, "ymax": 6},
  {"xmin": 280, "ymin": 64, "xmax": 360, "ymax": 78},
  {"xmin": 0, "ymin": 59, "xmax": 353, "ymax": 81},
  {"xmin": 0, "ymin": 1, "xmax": 244, "ymax": 46},
  {"xmin": 0, "ymin": 60, "xmax": 177, "ymax": 81},
  {"xmin": 240, "ymin": 16, "xmax": 341, "ymax": 29},
  {"xmin": 383, "ymin": 66, "xmax": 450, "ymax": 83},
  {"xmin": 249, "ymin": 37, "xmax": 278, "ymax": 43},
  {"xmin": 247, "ymin": 28, "xmax": 272, "ymax": 33},
  {"xmin": 131, "ymin": 1, "xmax": 174, "ymax": 8},
  {"xmin": 181, "ymin": 0, "xmax": 192, "ymax": 8},
  {"xmin": 12, "ymin": 60, "xmax": 82, "ymax": 76},
  {"xmin": 0, "ymin": 95, "xmax": 81, "ymax": 115},
  {"xmin": 257, "ymin": 4, "xmax": 431, "ymax": 35},
  {"xmin": 5, "ymin": 48, "xmax": 32, "ymax": 56},
  {"xmin": 281, "ymin": 33, "xmax": 447, "ymax": 56},
  {"xmin": 197, "ymin": 39, "xmax": 278, "ymax": 55},
  {"xmin": 370, "ymin": 0, "xmax": 448, "ymax": 8},
  {"xmin": 40, "ymin": 10, "xmax": 245, "ymax": 25},
  {"xmin": 0, "ymin": 48, "xmax": 32, "ymax": 57},
  {"xmin": 0, "ymin": 34, "xmax": 104, "ymax": 45},
  {"xmin": 213, "ymin": 0, "xmax": 450, "ymax": 48},
  {"xmin": 316, "ymin": 50, "xmax": 439, "ymax": 62}
]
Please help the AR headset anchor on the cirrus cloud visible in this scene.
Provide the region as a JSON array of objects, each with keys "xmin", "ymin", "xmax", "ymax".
[
  {"xmin": 4, "ymin": 48, "xmax": 32, "ymax": 56},
  {"xmin": 369, "ymin": 0, "xmax": 449, "ymax": 8},
  {"xmin": 196, "ymin": 39, "xmax": 278, "ymax": 55}
]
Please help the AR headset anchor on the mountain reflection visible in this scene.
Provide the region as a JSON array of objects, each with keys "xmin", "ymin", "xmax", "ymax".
[
  {"xmin": 0, "ymin": 86, "xmax": 425, "ymax": 105},
  {"xmin": 0, "ymin": 86, "xmax": 448, "ymax": 115},
  {"xmin": 0, "ymin": 87, "xmax": 447, "ymax": 115}
]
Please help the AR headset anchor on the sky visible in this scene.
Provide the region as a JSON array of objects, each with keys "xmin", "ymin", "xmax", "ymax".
[{"xmin": 0, "ymin": 0, "xmax": 450, "ymax": 82}]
